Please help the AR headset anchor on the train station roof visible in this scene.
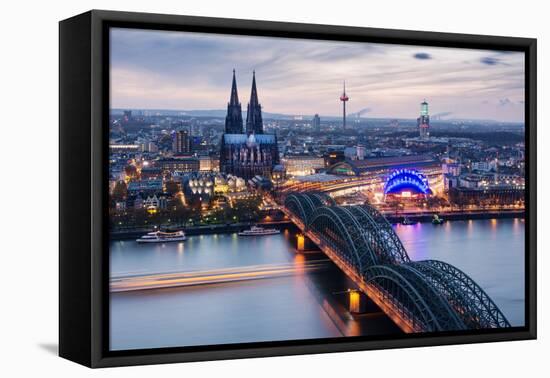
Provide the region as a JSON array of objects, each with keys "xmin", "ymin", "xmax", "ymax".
[{"xmin": 327, "ymin": 154, "xmax": 438, "ymax": 176}]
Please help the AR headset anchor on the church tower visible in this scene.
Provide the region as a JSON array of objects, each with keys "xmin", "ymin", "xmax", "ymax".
[
  {"xmin": 220, "ymin": 70, "xmax": 278, "ymax": 180},
  {"xmin": 225, "ymin": 69, "xmax": 243, "ymax": 134},
  {"xmin": 246, "ymin": 71, "xmax": 264, "ymax": 134}
]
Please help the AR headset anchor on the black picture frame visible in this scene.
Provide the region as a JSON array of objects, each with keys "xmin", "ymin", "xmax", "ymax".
[{"xmin": 59, "ymin": 9, "xmax": 537, "ymax": 368}]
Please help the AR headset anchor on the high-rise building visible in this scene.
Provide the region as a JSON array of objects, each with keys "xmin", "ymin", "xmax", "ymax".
[
  {"xmin": 220, "ymin": 71, "xmax": 279, "ymax": 180},
  {"xmin": 225, "ymin": 69, "xmax": 244, "ymax": 134},
  {"xmin": 173, "ymin": 129, "xmax": 191, "ymax": 155},
  {"xmin": 340, "ymin": 82, "xmax": 349, "ymax": 130},
  {"xmin": 313, "ymin": 114, "xmax": 321, "ymax": 132},
  {"xmin": 417, "ymin": 100, "xmax": 430, "ymax": 139},
  {"xmin": 123, "ymin": 110, "xmax": 132, "ymax": 122},
  {"xmin": 246, "ymin": 71, "xmax": 263, "ymax": 134}
]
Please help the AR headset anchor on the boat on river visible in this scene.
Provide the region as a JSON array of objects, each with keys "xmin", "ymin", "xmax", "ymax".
[
  {"xmin": 136, "ymin": 230, "xmax": 186, "ymax": 243},
  {"xmin": 238, "ymin": 225, "xmax": 280, "ymax": 236}
]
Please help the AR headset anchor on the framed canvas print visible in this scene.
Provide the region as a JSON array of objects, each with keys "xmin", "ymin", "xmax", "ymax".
[{"xmin": 59, "ymin": 10, "xmax": 536, "ymax": 368}]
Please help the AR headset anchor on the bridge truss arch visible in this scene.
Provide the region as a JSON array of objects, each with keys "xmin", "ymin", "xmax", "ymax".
[
  {"xmin": 284, "ymin": 192, "xmax": 335, "ymax": 226},
  {"xmin": 308, "ymin": 206, "xmax": 379, "ymax": 273},
  {"xmin": 407, "ymin": 260, "xmax": 511, "ymax": 329},
  {"xmin": 363, "ymin": 264, "xmax": 466, "ymax": 332},
  {"xmin": 346, "ymin": 205, "xmax": 410, "ymax": 265},
  {"xmin": 282, "ymin": 191, "xmax": 511, "ymax": 332}
]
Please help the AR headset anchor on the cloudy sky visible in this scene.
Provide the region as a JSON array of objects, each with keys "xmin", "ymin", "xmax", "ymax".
[{"xmin": 110, "ymin": 28, "xmax": 525, "ymax": 122}]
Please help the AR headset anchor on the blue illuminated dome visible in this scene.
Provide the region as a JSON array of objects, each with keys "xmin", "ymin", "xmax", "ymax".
[{"xmin": 384, "ymin": 169, "xmax": 431, "ymax": 195}]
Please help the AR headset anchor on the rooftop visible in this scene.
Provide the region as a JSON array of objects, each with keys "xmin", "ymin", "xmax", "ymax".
[
  {"xmin": 223, "ymin": 133, "xmax": 276, "ymax": 145},
  {"xmin": 295, "ymin": 173, "xmax": 346, "ymax": 183},
  {"xmin": 327, "ymin": 154, "xmax": 438, "ymax": 176},
  {"xmin": 349, "ymin": 154, "xmax": 436, "ymax": 169}
]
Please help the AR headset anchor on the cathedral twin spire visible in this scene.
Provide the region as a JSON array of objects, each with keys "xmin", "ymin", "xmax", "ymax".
[
  {"xmin": 225, "ymin": 69, "xmax": 243, "ymax": 134},
  {"xmin": 224, "ymin": 70, "xmax": 263, "ymax": 135}
]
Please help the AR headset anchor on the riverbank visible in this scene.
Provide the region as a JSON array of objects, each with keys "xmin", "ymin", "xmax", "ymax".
[
  {"xmin": 384, "ymin": 209, "xmax": 524, "ymax": 224},
  {"xmin": 110, "ymin": 209, "xmax": 524, "ymax": 240},
  {"xmin": 110, "ymin": 220, "xmax": 293, "ymax": 240}
]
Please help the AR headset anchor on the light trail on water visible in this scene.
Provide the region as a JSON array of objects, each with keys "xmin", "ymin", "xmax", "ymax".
[{"xmin": 111, "ymin": 260, "xmax": 331, "ymax": 292}]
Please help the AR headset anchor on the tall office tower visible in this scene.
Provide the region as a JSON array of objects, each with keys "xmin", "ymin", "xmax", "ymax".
[
  {"xmin": 417, "ymin": 100, "xmax": 430, "ymax": 139},
  {"xmin": 339, "ymin": 81, "xmax": 349, "ymax": 130},
  {"xmin": 225, "ymin": 69, "xmax": 244, "ymax": 134},
  {"xmin": 313, "ymin": 114, "xmax": 321, "ymax": 132},
  {"xmin": 173, "ymin": 129, "xmax": 191, "ymax": 155},
  {"xmin": 123, "ymin": 110, "xmax": 132, "ymax": 122},
  {"xmin": 246, "ymin": 71, "xmax": 264, "ymax": 134}
]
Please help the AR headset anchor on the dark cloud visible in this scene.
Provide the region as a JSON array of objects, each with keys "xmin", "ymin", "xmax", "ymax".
[
  {"xmin": 110, "ymin": 28, "xmax": 525, "ymax": 121},
  {"xmin": 499, "ymin": 98, "xmax": 513, "ymax": 106},
  {"xmin": 432, "ymin": 112, "xmax": 453, "ymax": 118},
  {"xmin": 350, "ymin": 108, "xmax": 372, "ymax": 117},
  {"xmin": 413, "ymin": 52, "xmax": 432, "ymax": 60},
  {"xmin": 480, "ymin": 57, "xmax": 499, "ymax": 65}
]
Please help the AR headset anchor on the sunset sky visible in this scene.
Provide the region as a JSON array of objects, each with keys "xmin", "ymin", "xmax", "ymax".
[{"xmin": 110, "ymin": 27, "xmax": 525, "ymax": 122}]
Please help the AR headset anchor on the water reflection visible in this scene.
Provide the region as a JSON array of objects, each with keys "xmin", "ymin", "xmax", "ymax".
[
  {"xmin": 394, "ymin": 218, "xmax": 524, "ymax": 327},
  {"xmin": 110, "ymin": 219, "xmax": 525, "ymax": 350}
]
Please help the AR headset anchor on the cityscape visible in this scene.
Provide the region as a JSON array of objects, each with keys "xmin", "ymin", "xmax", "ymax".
[{"xmin": 108, "ymin": 28, "xmax": 525, "ymax": 351}]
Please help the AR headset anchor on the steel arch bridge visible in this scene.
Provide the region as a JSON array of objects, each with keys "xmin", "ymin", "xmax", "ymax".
[{"xmin": 282, "ymin": 192, "xmax": 510, "ymax": 333}]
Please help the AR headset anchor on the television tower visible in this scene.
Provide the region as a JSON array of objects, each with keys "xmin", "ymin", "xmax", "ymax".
[{"xmin": 340, "ymin": 81, "xmax": 349, "ymax": 130}]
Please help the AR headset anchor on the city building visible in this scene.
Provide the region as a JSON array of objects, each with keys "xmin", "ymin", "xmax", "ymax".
[
  {"xmin": 127, "ymin": 179, "xmax": 163, "ymax": 196},
  {"xmin": 140, "ymin": 167, "xmax": 163, "ymax": 180},
  {"xmin": 449, "ymin": 186, "xmax": 524, "ymax": 206},
  {"xmin": 285, "ymin": 154, "xmax": 443, "ymax": 198},
  {"xmin": 157, "ymin": 157, "xmax": 200, "ymax": 173},
  {"xmin": 109, "ymin": 144, "xmax": 140, "ymax": 153},
  {"xmin": 327, "ymin": 155, "xmax": 439, "ymax": 177},
  {"xmin": 459, "ymin": 175, "xmax": 483, "ymax": 189},
  {"xmin": 271, "ymin": 164, "xmax": 286, "ymax": 187},
  {"xmin": 356, "ymin": 144, "xmax": 366, "ymax": 160},
  {"xmin": 344, "ymin": 145, "xmax": 366, "ymax": 160},
  {"xmin": 442, "ymin": 162, "xmax": 461, "ymax": 176},
  {"xmin": 323, "ymin": 150, "xmax": 345, "ymax": 168},
  {"xmin": 219, "ymin": 70, "xmax": 279, "ymax": 180},
  {"xmin": 191, "ymin": 136, "xmax": 207, "ymax": 153},
  {"xmin": 281, "ymin": 154, "xmax": 325, "ymax": 176},
  {"xmin": 417, "ymin": 100, "xmax": 430, "ymax": 139},
  {"xmin": 143, "ymin": 194, "xmax": 168, "ymax": 211},
  {"xmin": 173, "ymin": 129, "xmax": 191, "ymax": 155},
  {"xmin": 123, "ymin": 110, "xmax": 132, "ymax": 121},
  {"xmin": 313, "ymin": 114, "xmax": 321, "ymax": 132},
  {"xmin": 140, "ymin": 142, "xmax": 158, "ymax": 153},
  {"xmin": 198, "ymin": 155, "xmax": 218, "ymax": 172},
  {"xmin": 248, "ymin": 175, "xmax": 273, "ymax": 191},
  {"xmin": 185, "ymin": 173, "xmax": 214, "ymax": 195},
  {"xmin": 472, "ymin": 160, "xmax": 497, "ymax": 172}
]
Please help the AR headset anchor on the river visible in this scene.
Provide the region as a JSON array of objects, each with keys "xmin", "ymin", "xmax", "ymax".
[{"xmin": 109, "ymin": 218, "xmax": 525, "ymax": 351}]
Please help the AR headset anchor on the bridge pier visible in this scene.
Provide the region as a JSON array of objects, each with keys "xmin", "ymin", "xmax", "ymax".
[
  {"xmin": 296, "ymin": 233, "xmax": 315, "ymax": 252},
  {"xmin": 348, "ymin": 289, "xmax": 368, "ymax": 314}
]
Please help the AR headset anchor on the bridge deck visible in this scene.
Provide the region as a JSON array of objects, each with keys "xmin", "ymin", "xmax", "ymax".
[{"xmin": 283, "ymin": 209, "xmax": 422, "ymax": 333}]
